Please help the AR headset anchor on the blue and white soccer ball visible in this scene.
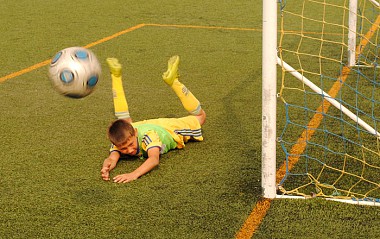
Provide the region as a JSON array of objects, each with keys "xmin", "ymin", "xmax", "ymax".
[{"xmin": 49, "ymin": 47, "xmax": 101, "ymax": 98}]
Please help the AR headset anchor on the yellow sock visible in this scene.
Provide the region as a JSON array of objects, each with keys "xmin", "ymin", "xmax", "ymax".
[
  {"xmin": 112, "ymin": 74, "xmax": 130, "ymax": 119},
  {"xmin": 171, "ymin": 79, "xmax": 202, "ymax": 115}
]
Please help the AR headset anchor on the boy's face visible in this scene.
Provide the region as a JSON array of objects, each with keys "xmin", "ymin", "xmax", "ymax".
[{"xmin": 117, "ymin": 134, "xmax": 138, "ymax": 155}]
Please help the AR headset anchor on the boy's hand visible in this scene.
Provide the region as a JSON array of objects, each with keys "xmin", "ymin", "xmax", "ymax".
[
  {"xmin": 101, "ymin": 163, "xmax": 111, "ymax": 181},
  {"xmin": 113, "ymin": 172, "xmax": 139, "ymax": 183},
  {"xmin": 101, "ymin": 152, "xmax": 120, "ymax": 181}
]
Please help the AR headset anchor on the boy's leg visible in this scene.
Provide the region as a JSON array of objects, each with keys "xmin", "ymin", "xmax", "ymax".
[
  {"xmin": 106, "ymin": 58, "xmax": 131, "ymax": 120},
  {"xmin": 162, "ymin": 55, "xmax": 202, "ymax": 116}
]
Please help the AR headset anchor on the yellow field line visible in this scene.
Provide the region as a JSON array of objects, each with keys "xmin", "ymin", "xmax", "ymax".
[
  {"xmin": 146, "ymin": 23, "xmax": 342, "ymax": 36},
  {"xmin": 83, "ymin": 23, "xmax": 146, "ymax": 48},
  {"xmin": 0, "ymin": 23, "xmax": 255, "ymax": 83},
  {"xmin": 0, "ymin": 23, "xmax": 340, "ymax": 83},
  {"xmin": 235, "ymin": 198, "xmax": 272, "ymax": 238},
  {"xmin": 0, "ymin": 24, "xmax": 146, "ymax": 83},
  {"xmin": 0, "ymin": 59, "xmax": 52, "ymax": 83},
  {"xmin": 145, "ymin": 23, "xmax": 260, "ymax": 32},
  {"xmin": 235, "ymin": 14, "xmax": 380, "ymax": 239}
]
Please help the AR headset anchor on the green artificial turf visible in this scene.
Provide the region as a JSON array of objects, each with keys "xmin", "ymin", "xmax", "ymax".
[{"xmin": 1, "ymin": 1, "xmax": 380, "ymax": 239}]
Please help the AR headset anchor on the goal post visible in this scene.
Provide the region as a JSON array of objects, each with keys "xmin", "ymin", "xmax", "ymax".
[
  {"xmin": 348, "ymin": 0, "xmax": 357, "ymax": 66},
  {"xmin": 262, "ymin": 0, "xmax": 380, "ymax": 205},
  {"xmin": 261, "ymin": 0, "xmax": 278, "ymax": 199}
]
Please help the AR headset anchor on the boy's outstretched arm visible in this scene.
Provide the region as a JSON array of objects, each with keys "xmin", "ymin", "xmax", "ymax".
[
  {"xmin": 112, "ymin": 147, "xmax": 160, "ymax": 183},
  {"xmin": 101, "ymin": 151, "xmax": 120, "ymax": 181}
]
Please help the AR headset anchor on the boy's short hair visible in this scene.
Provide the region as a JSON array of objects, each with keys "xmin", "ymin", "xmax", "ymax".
[{"xmin": 108, "ymin": 119, "xmax": 135, "ymax": 146}]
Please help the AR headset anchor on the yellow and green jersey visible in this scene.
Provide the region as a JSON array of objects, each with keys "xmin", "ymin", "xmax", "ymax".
[{"xmin": 110, "ymin": 115, "xmax": 203, "ymax": 158}]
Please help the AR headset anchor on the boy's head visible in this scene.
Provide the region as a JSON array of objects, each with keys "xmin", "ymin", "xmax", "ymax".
[{"xmin": 108, "ymin": 119, "xmax": 138, "ymax": 155}]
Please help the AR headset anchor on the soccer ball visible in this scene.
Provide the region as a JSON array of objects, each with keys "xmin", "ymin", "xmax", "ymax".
[{"xmin": 49, "ymin": 47, "xmax": 101, "ymax": 98}]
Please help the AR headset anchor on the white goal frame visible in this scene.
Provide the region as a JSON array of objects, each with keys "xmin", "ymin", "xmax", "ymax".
[
  {"xmin": 261, "ymin": 0, "xmax": 278, "ymax": 199},
  {"xmin": 261, "ymin": 0, "xmax": 380, "ymax": 205}
]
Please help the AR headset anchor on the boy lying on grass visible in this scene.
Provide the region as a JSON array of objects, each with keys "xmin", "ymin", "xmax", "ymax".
[{"xmin": 101, "ymin": 56, "xmax": 206, "ymax": 183}]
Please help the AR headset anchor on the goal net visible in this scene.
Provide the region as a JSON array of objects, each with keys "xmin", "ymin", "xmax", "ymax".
[{"xmin": 275, "ymin": 0, "xmax": 380, "ymax": 204}]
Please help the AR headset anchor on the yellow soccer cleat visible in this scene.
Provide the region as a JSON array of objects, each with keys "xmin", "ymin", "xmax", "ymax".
[
  {"xmin": 162, "ymin": 55, "xmax": 180, "ymax": 86},
  {"xmin": 106, "ymin": 58, "xmax": 122, "ymax": 77}
]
